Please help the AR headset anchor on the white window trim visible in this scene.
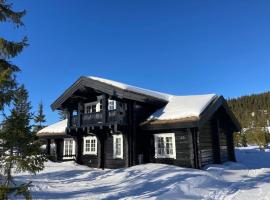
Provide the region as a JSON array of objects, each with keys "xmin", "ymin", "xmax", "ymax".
[
  {"xmin": 113, "ymin": 134, "xmax": 123, "ymax": 159},
  {"xmin": 108, "ymin": 99, "xmax": 117, "ymax": 111},
  {"xmin": 83, "ymin": 136, "xmax": 97, "ymax": 155},
  {"xmin": 84, "ymin": 102, "xmax": 97, "ymax": 114},
  {"xmin": 63, "ymin": 138, "xmax": 76, "ymax": 160},
  {"xmin": 154, "ymin": 133, "xmax": 176, "ymax": 159},
  {"xmin": 96, "ymin": 95, "xmax": 103, "ymax": 112}
]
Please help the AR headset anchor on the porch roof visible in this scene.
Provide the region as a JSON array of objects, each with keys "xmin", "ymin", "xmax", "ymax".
[{"xmin": 37, "ymin": 119, "xmax": 67, "ymax": 137}]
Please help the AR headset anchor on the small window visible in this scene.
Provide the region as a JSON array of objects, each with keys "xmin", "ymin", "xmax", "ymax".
[
  {"xmin": 108, "ymin": 100, "xmax": 117, "ymax": 111},
  {"xmin": 83, "ymin": 136, "xmax": 97, "ymax": 155},
  {"xmin": 63, "ymin": 138, "xmax": 76, "ymax": 159},
  {"xmin": 154, "ymin": 133, "xmax": 176, "ymax": 159},
  {"xmin": 85, "ymin": 102, "xmax": 97, "ymax": 114},
  {"xmin": 86, "ymin": 106, "xmax": 91, "ymax": 114},
  {"xmin": 113, "ymin": 134, "xmax": 123, "ymax": 159}
]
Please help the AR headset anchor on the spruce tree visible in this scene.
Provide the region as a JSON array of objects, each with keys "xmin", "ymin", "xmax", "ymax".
[
  {"xmin": 34, "ymin": 101, "xmax": 46, "ymax": 132},
  {"xmin": 0, "ymin": 85, "xmax": 47, "ymax": 199},
  {"xmin": 0, "ymin": 0, "xmax": 27, "ymax": 111}
]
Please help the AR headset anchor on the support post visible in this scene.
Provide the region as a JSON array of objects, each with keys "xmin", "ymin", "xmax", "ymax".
[
  {"xmin": 102, "ymin": 94, "xmax": 108, "ymax": 124},
  {"xmin": 67, "ymin": 108, "xmax": 73, "ymax": 128},
  {"xmin": 46, "ymin": 139, "xmax": 51, "ymax": 155},
  {"xmin": 77, "ymin": 102, "xmax": 83, "ymax": 127},
  {"xmin": 127, "ymin": 100, "xmax": 136, "ymax": 166}
]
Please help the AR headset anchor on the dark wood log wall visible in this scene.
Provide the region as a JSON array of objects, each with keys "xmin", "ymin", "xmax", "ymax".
[
  {"xmin": 103, "ymin": 132, "xmax": 128, "ymax": 169},
  {"xmin": 199, "ymin": 121, "xmax": 215, "ymax": 166},
  {"xmin": 69, "ymin": 127, "xmax": 129, "ymax": 169},
  {"xmin": 218, "ymin": 120, "xmax": 229, "ymax": 163},
  {"xmin": 199, "ymin": 107, "xmax": 236, "ymax": 167},
  {"xmin": 148, "ymin": 129, "xmax": 194, "ymax": 168},
  {"xmin": 133, "ymin": 102, "xmax": 160, "ymax": 165},
  {"xmin": 79, "ymin": 136, "xmax": 100, "ymax": 168}
]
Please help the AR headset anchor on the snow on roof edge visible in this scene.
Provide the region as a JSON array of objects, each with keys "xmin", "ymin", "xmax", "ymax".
[
  {"xmin": 147, "ymin": 94, "xmax": 218, "ymax": 121},
  {"xmin": 88, "ymin": 76, "xmax": 172, "ymax": 102},
  {"xmin": 37, "ymin": 119, "xmax": 67, "ymax": 135}
]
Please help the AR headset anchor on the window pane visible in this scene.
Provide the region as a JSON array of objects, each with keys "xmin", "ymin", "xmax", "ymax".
[
  {"xmin": 115, "ymin": 137, "xmax": 121, "ymax": 156},
  {"xmin": 86, "ymin": 106, "xmax": 91, "ymax": 114},
  {"xmin": 165, "ymin": 137, "xmax": 173, "ymax": 155},
  {"xmin": 90, "ymin": 139, "xmax": 96, "ymax": 152},
  {"xmin": 92, "ymin": 105, "xmax": 96, "ymax": 113},
  {"xmin": 85, "ymin": 140, "xmax": 90, "ymax": 152}
]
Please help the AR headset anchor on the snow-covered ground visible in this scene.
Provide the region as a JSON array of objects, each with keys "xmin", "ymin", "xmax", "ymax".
[{"xmin": 14, "ymin": 147, "xmax": 270, "ymax": 200}]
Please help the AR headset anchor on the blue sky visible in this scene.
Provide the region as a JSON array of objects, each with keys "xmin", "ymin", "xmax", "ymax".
[{"xmin": 3, "ymin": 0, "xmax": 270, "ymax": 124}]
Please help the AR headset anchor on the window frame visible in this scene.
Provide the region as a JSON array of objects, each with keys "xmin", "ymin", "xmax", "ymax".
[
  {"xmin": 113, "ymin": 134, "xmax": 123, "ymax": 159},
  {"xmin": 108, "ymin": 100, "xmax": 117, "ymax": 111},
  {"xmin": 63, "ymin": 138, "xmax": 76, "ymax": 160},
  {"xmin": 84, "ymin": 102, "xmax": 97, "ymax": 114},
  {"xmin": 154, "ymin": 133, "xmax": 176, "ymax": 159},
  {"xmin": 83, "ymin": 136, "xmax": 97, "ymax": 155}
]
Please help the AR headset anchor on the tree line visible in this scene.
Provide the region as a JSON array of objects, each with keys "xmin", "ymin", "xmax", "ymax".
[{"xmin": 228, "ymin": 92, "xmax": 270, "ymax": 148}]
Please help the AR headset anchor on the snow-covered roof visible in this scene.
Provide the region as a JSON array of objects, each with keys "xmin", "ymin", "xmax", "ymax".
[
  {"xmin": 88, "ymin": 76, "xmax": 172, "ymax": 102},
  {"xmin": 147, "ymin": 94, "xmax": 217, "ymax": 121},
  {"xmin": 37, "ymin": 119, "xmax": 67, "ymax": 137}
]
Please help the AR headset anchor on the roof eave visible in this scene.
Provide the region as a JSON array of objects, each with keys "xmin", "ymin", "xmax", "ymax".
[{"xmin": 51, "ymin": 76, "xmax": 168, "ymax": 111}]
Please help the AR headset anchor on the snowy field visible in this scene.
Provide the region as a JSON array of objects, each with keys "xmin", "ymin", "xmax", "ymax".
[{"xmin": 14, "ymin": 147, "xmax": 270, "ymax": 200}]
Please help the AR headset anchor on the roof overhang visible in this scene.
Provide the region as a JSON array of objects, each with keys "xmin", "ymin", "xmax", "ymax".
[{"xmin": 51, "ymin": 76, "xmax": 168, "ymax": 110}]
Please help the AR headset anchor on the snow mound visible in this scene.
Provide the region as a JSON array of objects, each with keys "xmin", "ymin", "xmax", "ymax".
[
  {"xmin": 148, "ymin": 94, "xmax": 217, "ymax": 120},
  {"xmin": 13, "ymin": 147, "xmax": 270, "ymax": 200},
  {"xmin": 88, "ymin": 76, "xmax": 172, "ymax": 102}
]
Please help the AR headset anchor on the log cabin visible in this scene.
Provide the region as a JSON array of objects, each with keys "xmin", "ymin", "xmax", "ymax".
[{"xmin": 37, "ymin": 76, "xmax": 241, "ymax": 169}]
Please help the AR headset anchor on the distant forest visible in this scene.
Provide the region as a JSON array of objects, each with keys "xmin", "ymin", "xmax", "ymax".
[
  {"xmin": 228, "ymin": 92, "xmax": 270, "ymax": 128},
  {"xmin": 227, "ymin": 92, "xmax": 270, "ymax": 147}
]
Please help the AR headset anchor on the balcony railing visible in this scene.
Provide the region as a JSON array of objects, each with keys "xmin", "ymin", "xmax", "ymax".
[
  {"xmin": 71, "ymin": 110, "xmax": 126, "ymax": 127},
  {"xmin": 82, "ymin": 112, "xmax": 103, "ymax": 125}
]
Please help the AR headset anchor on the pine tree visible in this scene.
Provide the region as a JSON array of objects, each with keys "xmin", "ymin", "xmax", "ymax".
[
  {"xmin": 0, "ymin": 0, "xmax": 27, "ymax": 111},
  {"xmin": 34, "ymin": 101, "xmax": 46, "ymax": 132},
  {"xmin": 0, "ymin": 85, "xmax": 47, "ymax": 199}
]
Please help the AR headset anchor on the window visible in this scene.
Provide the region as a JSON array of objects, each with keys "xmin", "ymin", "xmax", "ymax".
[
  {"xmin": 83, "ymin": 136, "xmax": 97, "ymax": 155},
  {"xmin": 85, "ymin": 102, "xmax": 97, "ymax": 114},
  {"xmin": 108, "ymin": 100, "xmax": 116, "ymax": 111},
  {"xmin": 154, "ymin": 133, "xmax": 176, "ymax": 159},
  {"xmin": 113, "ymin": 134, "xmax": 123, "ymax": 159},
  {"xmin": 63, "ymin": 138, "xmax": 75, "ymax": 159}
]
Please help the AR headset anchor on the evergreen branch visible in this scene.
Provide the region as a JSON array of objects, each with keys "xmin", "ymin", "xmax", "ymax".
[
  {"xmin": 0, "ymin": 1, "xmax": 26, "ymax": 27},
  {"xmin": 0, "ymin": 37, "xmax": 28, "ymax": 59}
]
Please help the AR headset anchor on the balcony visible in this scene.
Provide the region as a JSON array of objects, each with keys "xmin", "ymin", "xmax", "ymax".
[{"xmin": 71, "ymin": 110, "xmax": 126, "ymax": 127}]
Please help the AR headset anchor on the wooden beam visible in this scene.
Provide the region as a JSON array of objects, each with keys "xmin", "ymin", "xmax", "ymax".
[
  {"xmin": 102, "ymin": 94, "xmax": 108, "ymax": 124},
  {"xmin": 77, "ymin": 102, "xmax": 83, "ymax": 127}
]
